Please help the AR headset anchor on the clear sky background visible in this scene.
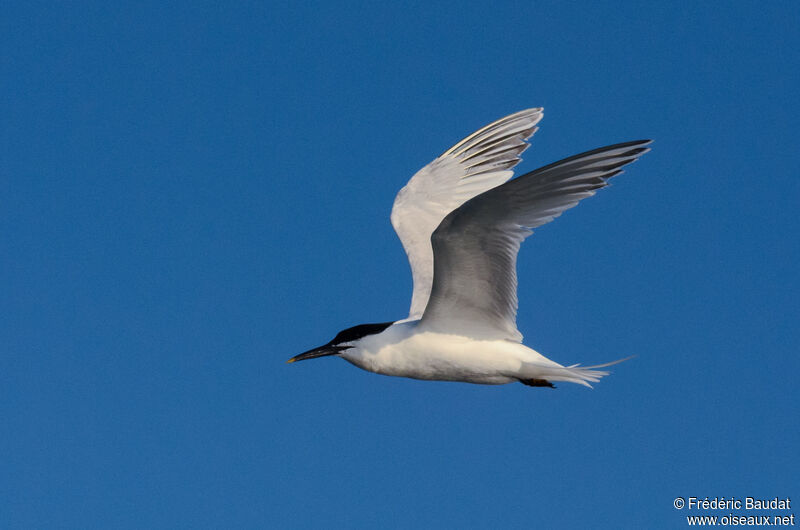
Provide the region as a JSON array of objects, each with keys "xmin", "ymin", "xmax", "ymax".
[{"xmin": 2, "ymin": 2, "xmax": 798, "ymax": 528}]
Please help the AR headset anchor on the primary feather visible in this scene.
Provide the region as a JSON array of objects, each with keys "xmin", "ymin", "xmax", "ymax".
[
  {"xmin": 420, "ymin": 140, "xmax": 652, "ymax": 341},
  {"xmin": 390, "ymin": 108, "xmax": 543, "ymax": 320}
]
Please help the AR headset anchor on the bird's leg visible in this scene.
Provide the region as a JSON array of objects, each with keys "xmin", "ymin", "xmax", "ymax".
[{"xmin": 520, "ymin": 378, "xmax": 556, "ymax": 388}]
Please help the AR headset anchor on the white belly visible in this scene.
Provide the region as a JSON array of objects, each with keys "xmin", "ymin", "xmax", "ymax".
[{"xmin": 339, "ymin": 321, "xmax": 558, "ymax": 384}]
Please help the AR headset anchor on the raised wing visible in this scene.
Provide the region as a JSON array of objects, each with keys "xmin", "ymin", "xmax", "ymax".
[
  {"xmin": 390, "ymin": 108, "xmax": 543, "ymax": 320},
  {"xmin": 420, "ymin": 140, "xmax": 653, "ymax": 341}
]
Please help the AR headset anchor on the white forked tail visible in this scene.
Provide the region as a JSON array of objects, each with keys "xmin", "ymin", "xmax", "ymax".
[{"xmin": 523, "ymin": 356, "xmax": 635, "ymax": 388}]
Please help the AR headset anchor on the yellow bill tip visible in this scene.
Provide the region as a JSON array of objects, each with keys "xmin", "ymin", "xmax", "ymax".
[{"xmin": 286, "ymin": 358, "xmax": 296, "ymax": 364}]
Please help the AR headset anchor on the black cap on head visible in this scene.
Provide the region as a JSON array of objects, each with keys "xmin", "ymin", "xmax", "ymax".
[{"xmin": 287, "ymin": 321, "xmax": 395, "ymax": 363}]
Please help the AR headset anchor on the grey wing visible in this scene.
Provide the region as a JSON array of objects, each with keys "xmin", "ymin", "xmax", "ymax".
[
  {"xmin": 391, "ymin": 109, "xmax": 543, "ymax": 321},
  {"xmin": 419, "ymin": 140, "xmax": 653, "ymax": 341}
]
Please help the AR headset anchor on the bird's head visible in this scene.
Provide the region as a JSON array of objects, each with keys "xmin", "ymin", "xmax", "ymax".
[{"xmin": 287, "ymin": 321, "xmax": 395, "ymax": 364}]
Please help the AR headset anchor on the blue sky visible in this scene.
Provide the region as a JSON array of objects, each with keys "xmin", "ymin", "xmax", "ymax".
[{"xmin": 2, "ymin": 1, "xmax": 798, "ymax": 528}]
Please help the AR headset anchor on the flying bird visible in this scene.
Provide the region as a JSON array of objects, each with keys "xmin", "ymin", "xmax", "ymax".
[{"xmin": 288, "ymin": 108, "xmax": 651, "ymax": 388}]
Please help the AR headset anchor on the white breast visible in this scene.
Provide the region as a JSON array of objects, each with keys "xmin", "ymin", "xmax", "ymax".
[{"xmin": 340, "ymin": 321, "xmax": 555, "ymax": 384}]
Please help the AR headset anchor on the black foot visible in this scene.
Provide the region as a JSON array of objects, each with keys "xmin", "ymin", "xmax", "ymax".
[{"xmin": 520, "ymin": 378, "xmax": 555, "ymax": 388}]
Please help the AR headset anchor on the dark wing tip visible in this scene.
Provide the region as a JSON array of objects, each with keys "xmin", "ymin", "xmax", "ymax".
[{"xmin": 620, "ymin": 139, "xmax": 653, "ymax": 147}]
